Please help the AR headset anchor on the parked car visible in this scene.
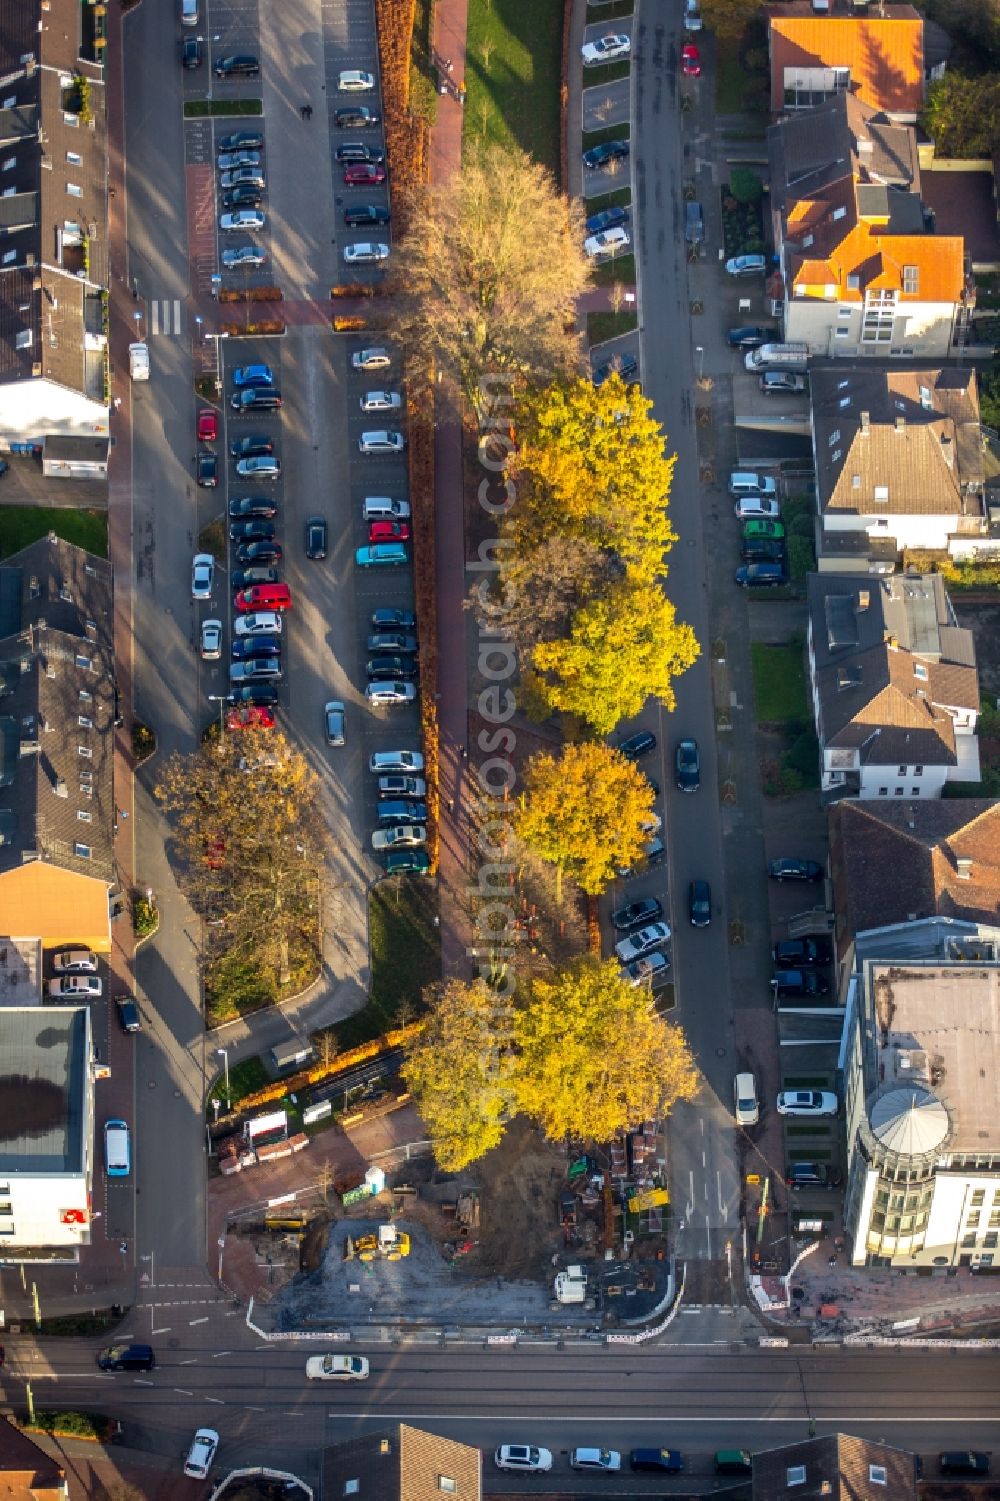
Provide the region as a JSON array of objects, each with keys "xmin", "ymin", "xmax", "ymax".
[
  {"xmin": 366, "ymin": 656, "xmax": 417, "ymax": 681},
  {"xmin": 191, "ymin": 553, "xmax": 214, "ymax": 599},
  {"xmin": 116, "ymin": 996, "xmax": 141, "ymax": 1033},
  {"xmin": 181, "ymin": 35, "xmax": 202, "ymax": 68},
  {"xmin": 48, "ymin": 974, "xmax": 102, "ymax": 998},
  {"xmin": 196, "ymin": 453, "xmax": 218, "ymax": 487},
  {"xmin": 324, "ymin": 701, "xmax": 346, "ymax": 747},
  {"xmin": 773, "ymin": 937, "xmax": 832, "ymax": 967},
  {"xmin": 217, "ymin": 149, "xmax": 262, "ymax": 170},
  {"xmin": 621, "ymin": 951, "xmax": 670, "ymax": 987},
  {"xmin": 495, "ymin": 1447, "xmax": 553, "ymax": 1474},
  {"xmin": 236, "ymin": 456, "xmax": 281, "ymax": 478},
  {"xmin": 52, "ymin": 950, "xmax": 98, "ymax": 973},
  {"xmin": 234, "ymin": 611, "xmax": 282, "ymax": 637},
  {"xmin": 344, "ymin": 241, "xmax": 390, "ymax": 264},
  {"xmin": 366, "ymin": 681, "xmax": 417, "ymax": 705},
  {"xmin": 358, "ymin": 430, "xmax": 405, "ymax": 454},
  {"xmin": 369, "ymin": 750, "xmax": 424, "ymax": 773},
  {"xmin": 760, "ymin": 370, "xmax": 808, "ymax": 395},
  {"xmin": 939, "ymin": 1454, "xmax": 991, "ymax": 1476},
  {"xmin": 344, "ymin": 162, "xmax": 386, "ymax": 185},
  {"xmin": 184, "ymin": 1429, "xmax": 220, "ymax": 1480},
  {"xmin": 734, "ymin": 1073, "xmax": 759, "ymax": 1127},
  {"xmin": 770, "ymin": 969, "xmax": 830, "ymax": 998},
  {"xmin": 220, "ymin": 167, "xmax": 266, "ymax": 190},
  {"xmin": 727, "ymin": 325, "xmax": 779, "ymax": 348},
  {"xmin": 384, "ymin": 850, "xmax": 431, "ymax": 875},
  {"xmin": 229, "ymin": 657, "xmax": 281, "ymax": 682},
  {"xmin": 353, "ymin": 347, "xmax": 391, "ymax": 371},
  {"xmin": 681, "ymin": 42, "xmax": 701, "ymax": 75},
  {"xmin": 230, "ymin": 685, "xmax": 279, "ymax": 707},
  {"xmin": 768, "ymin": 858, "xmax": 823, "ymax": 882},
  {"xmin": 742, "ymin": 518, "xmax": 785, "ymax": 541},
  {"xmin": 200, "ymin": 619, "xmax": 222, "ymax": 660},
  {"xmin": 741, "ymin": 536, "xmax": 786, "ymax": 563},
  {"xmin": 612, "ymin": 897, "xmax": 663, "ymax": 932},
  {"xmin": 230, "ymin": 433, "xmax": 274, "ymax": 460},
  {"xmin": 786, "ymin": 1162, "xmax": 840, "ymax": 1190},
  {"xmin": 378, "ymin": 774, "xmax": 426, "ymax": 797},
  {"xmin": 630, "ymin": 1449, "xmax": 685, "ymax": 1473},
  {"xmin": 369, "ymin": 521, "xmax": 410, "ymax": 544},
  {"xmin": 335, "ymin": 106, "xmax": 380, "ymax": 128},
  {"xmin": 776, "ymin": 1090, "xmax": 838, "ymax": 1118},
  {"xmin": 735, "ymin": 562, "xmax": 787, "ymax": 588},
  {"xmin": 361, "ymin": 390, "xmax": 402, "ymax": 413},
  {"xmin": 734, "ymin": 496, "xmax": 781, "ymax": 521},
  {"xmin": 229, "ymin": 496, "xmax": 277, "ymax": 520},
  {"xmin": 368, "ymin": 633, "xmax": 418, "ymax": 654},
  {"xmin": 231, "ymin": 565, "xmax": 279, "ymax": 591},
  {"xmin": 675, "ymin": 737, "xmax": 700, "ymax": 791},
  {"xmin": 230, "ymin": 520, "xmax": 275, "ymax": 544},
  {"xmin": 235, "ymin": 542, "xmax": 283, "ymax": 565},
  {"xmin": 305, "ymin": 517, "xmax": 328, "ymax": 560},
  {"xmin": 231, "ymin": 636, "xmax": 281, "ymax": 660},
  {"xmin": 222, "ymin": 244, "xmax": 268, "ymax": 269},
  {"xmin": 582, "ymin": 139, "xmax": 629, "ymax": 170},
  {"xmin": 345, "ymin": 204, "xmax": 391, "ymax": 227},
  {"xmin": 615, "ymin": 921, "xmax": 671, "ymax": 964},
  {"xmin": 336, "ymin": 142, "xmax": 385, "ymax": 163},
  {"xmin": 233, "ymin": 364, "xmax": 274, "ymax": 388},
  {"xmin": 218, "ymin": 131, "xmax": 264, "ymax": 151},
  {"xmin": 725, "ymin": 253, "xmax": 767, "ymax": 276},
  {"xmin": 305, "ymin": 1354, "xmax": 369, "ymax": 1380},
  {"xmin": 570, "ymin": 1450, "xmax": 622, "ymax": 1473},
  {"xmin": 685, "ymin": 200, "xmax": 704, "ymax": 244},
  {"xmin": 585, "ymin": 205, "xmax": 629, "ymax": 235},
  {"xmin": 592, "ymin": 353, "xmax": 638, "ymax": 387},
  {"xmin": 688, "ymin": 879, "xmax": 711, "ymax": 927},
  {"xmin": 371, "ymin": 607, "xmax": 416, "ymax": 630},
  {"xmin": 584, "ymin": 226, "xmax": 630, "ymax": 260},
  {"xmin": 223, "ymin": 186, "xmax": 263, "ymax": 209},
  {"xmin": 338, "ymin": 69, "xmax": 376, "ymax": 91},
  {"xmin": 618, "ymin": 729, "xmax": 655, "ymax": 761},
  {"xmin": 372, "ymin": 823, "xmax": 426, "ymax": 850},
  {"xmin": 378, "ymin": 800, "xmax": 428, "ymax": 824},
  {"xmin": 220, "ymin": 209, "xmax": 265, "ymax": 231},
  {"xmin": 582, "ymin": 32, "xmax": 631, "ymax": 64},
  {"xmin": 214, "ymin": 53, "xmax": 259, "ymax": 76}
]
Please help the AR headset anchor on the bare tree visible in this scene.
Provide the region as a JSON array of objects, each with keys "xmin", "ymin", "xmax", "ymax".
[
  {"xmin": 316, "ymin": 1159, "xmax": 334, "ymax": 1205},
  {"xmin": 384, "ymin": 143, "xmax": 591, "ymax": 413}
]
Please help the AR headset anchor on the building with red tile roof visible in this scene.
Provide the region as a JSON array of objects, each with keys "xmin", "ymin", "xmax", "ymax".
[{"xmin": 767, "ymin": 2, "xmax": 924, "ymax": 121}]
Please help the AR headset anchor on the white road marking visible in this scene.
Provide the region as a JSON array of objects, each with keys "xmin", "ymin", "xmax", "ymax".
[
  {"xmin": 204, "ymin": 1396, "xmax": 225, "ymax": 1405},
  {"xmin": 134, "ymin": 1379, "xmax": 155, "ymax": 1386},
  {"xmin": 174, "ymin": 1388, "xmax": 194, "ymax": 1397},
  {"xmin": 180, "ymin": 1358, "xmax": 199, "ymax": 1365},
  {"xmin": 326, "ymin": 1414, "xmax": 1000, "ymax": 1425},
  {"xmin": 189, "ymin": 1317, "xmax": 209, "ymax": 1325},
  {"xmin": 152, "ymin": 1328, "xmax": 172, "ymax": 1335},
  {"xmin": 212, "ymin": 1352, "xmax": 232, "ymax": 1358}
]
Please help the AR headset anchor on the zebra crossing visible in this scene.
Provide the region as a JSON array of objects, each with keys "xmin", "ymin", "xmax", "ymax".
[{"xmin": 147, "ymin": 297, "xmax": 185, "ymax": 336}]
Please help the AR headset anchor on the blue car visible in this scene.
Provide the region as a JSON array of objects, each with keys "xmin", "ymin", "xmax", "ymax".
[
  {"xmin": 104, "ymin": 1119, "xmax": 130, "ymax": 1178},
  {"xmin": 585, "ymin": 204, "xmax": 629, "ymax": 235},
  {"xmin": 232, "ymin": 364, "xmax": 274, "ymax": 389}
]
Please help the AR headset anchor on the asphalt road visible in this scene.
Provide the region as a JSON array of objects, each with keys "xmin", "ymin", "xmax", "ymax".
[{"xmin": 11, "ymin": 1337, "xmax": 1000, "ymax": 1486}]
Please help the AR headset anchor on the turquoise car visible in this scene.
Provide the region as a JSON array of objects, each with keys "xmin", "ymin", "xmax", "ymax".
[
  {"xmin": 384, "ymin": 850, "xmax": 431, "ymax": 875},
  {"xmin": 356, "ymin": 543, "xmax": 408, "ymax": 567}
]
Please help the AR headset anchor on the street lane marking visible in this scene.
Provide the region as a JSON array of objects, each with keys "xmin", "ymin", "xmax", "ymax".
[
  {"xmin": 174, "ymin": 1388, "xmax": 194, "ymax": 1397},
  {"xmin": 212, "ymin": 1352, "xmax": 232, "ymax": 1358},
  {"xmin": 180, "ymin": 1358, "xmax": 198, "ymax": 1365},
  {"xmin": 326, "ymin": 1414, "xmax": 1000, "ymax": 1424},
  {"xmin": 189, "ymin": 1317, "xmax": 209, "ymax": 1325},
  {"xmin": 204, "ymin": 1396, "xmax": 225, "ymax": 1405},
  {"xmin": 152, "ymin": 1328, "xmax": 171, "ymax": 1335},
  {"xmin": 134, "ymin": 1379, "xmax": 155, "ymax": 1386}
]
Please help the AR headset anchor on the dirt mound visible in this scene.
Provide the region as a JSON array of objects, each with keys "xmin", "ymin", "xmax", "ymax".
[{"xmin": 457, "ymin": 1118, "xmax": 567, "ymax": 1281}]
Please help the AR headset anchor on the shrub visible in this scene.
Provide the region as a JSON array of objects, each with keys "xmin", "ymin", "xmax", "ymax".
[
  {"xmin": 729, "ymin": 166, "xmax": 763, "ymax": 203},
  {"xmin": 331, "ymin": 283, "xmax": 376, "ymax": 299},
  {"xmin": 133, "ymin": 893, "xmax": 158, "ymax": 939},
  {"xmin": 333, "ymin": 316, "xmax": 368, "ymax": 331},
  {"xmin": 27, "ymin": 1411, "xmax": 104, "ymax": 1440},
  {"xmin": 131, "ymin": 721, "xmax": 155, "ymax": 763},
  {"xmin": 218, "ymin": 286, "xmax": 283, "ymax": 303},
  {"xmin": 218, "ymin": 320, "xmax": 285, "ymax": 336}
]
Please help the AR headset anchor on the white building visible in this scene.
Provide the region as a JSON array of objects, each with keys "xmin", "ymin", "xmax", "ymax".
[
  {"xmin": 806, "ymin": 572, "xmax": 980, "ymax": 800},
  {"xmin": 841, "ymin": 919, "xmax": 1000, "ymax": 1269},
  {"xmin": 0, "ymin": 1006, "xmax": 95, "ymax": 1253}
]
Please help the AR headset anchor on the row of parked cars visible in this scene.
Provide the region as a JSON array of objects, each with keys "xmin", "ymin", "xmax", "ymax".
[
  {"xmin": 728, "ymin": 468, "xmax": 789, "ymax": 590},
  {"xmin": 494, "ymin": 1444, "xmax": 753, "ymax": 1477}
]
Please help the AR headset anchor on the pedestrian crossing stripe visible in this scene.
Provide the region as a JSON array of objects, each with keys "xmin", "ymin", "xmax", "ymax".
[{"xmin": 149, "ymin": 299, "xmax": 184, "ymax": 336}]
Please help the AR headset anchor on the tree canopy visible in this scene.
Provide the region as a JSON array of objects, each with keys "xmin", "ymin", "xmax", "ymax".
[
  {"xmin": 401, "ymin": 978, "xmax": 514, "ymax": 1171},
  {"xmin": 514, "ymin": 958, "xmax": 699, "ymax": 1143},
  {"xmin": 530, "ymin": 576, "xmax": 700, "ymax": 735},
  {"xmin": 384, "ymin": 143, "xmax": 590, "ymax": 410},
  {"xmin": 923, "ymin": 72, "xmax": 1000, "ymax": 158},
  {"xmin": 515, "ymin": 742, "xmax": 657, "ymax": 896}
]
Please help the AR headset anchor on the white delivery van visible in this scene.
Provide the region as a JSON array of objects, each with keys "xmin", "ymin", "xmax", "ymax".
[
  {"xmin": 744, "ymin": 342, "xmax": 809, "ymax": 372},
  {"xmin": 128, "ymin": 342, "xmax": 149, "ymax": 381}
]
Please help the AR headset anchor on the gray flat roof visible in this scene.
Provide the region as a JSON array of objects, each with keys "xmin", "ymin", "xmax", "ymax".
[{"xmin": 0, "ymin": 1005, "xmax": 88, "ymax": 1172}]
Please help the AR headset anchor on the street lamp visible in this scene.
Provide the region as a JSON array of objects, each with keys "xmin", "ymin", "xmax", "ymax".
[
  {"xmin": 217, "ymin": 1046, "xmax": 230, "ymax": 1108},
  {"xmin": 207, "ymin": 693, "xmax": 234, "ymax": 737},
  {"xmin": 695, "ymin": 345, "xmax": 705, "ymax": 379}
]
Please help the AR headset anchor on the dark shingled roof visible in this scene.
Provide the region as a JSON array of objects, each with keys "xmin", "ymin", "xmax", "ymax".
[
  {"xmin": 322, "ymin": 1425, "xmax": 481, "ymax": 1501},
  {"xmin": 752, "ymin": 1432, "xmax": 918, "ymax": 1499}
]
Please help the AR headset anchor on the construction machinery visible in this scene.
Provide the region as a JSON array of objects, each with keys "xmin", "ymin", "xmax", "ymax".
[{"xmin": 343, "ymin": 1224, "xmax": 411, "ymax": 1262}]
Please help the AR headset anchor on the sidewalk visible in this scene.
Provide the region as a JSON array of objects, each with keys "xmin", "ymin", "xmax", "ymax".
[{"xmin": 429, "ymin": 0, "xmax": 473, "ymax": 979}]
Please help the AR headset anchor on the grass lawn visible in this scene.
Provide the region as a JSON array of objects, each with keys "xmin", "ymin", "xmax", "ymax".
[
  {"xmin": 591, "ymin": 252, "xmax": 635, "ymax": 286},
  {"xmin": 409, "ymin": 0, "xmax": 438, "ymax": 126},
  {"xmin": 184, "ymin": 98, "xmax": 263, "ymax": 117},
  {"xmin": 0, "ymin": 506, "xmax": 107, "ymax": 560},
  {"xmin": 715, "ymin": 35, "xmax": 745, "ymax": 113},
  {"xmin": 581, "ymin": 60, "xmax": 631, "ymax": 88},
  {"xmin": 207, "ymin": 1054, "xmax": 269, "ymax": 1110},
  {"xmin": 587, "ymin": 309, "xmax": 637, "ymax": 343},
  {"xmin": 464, "ymin": 0, "xmax": 562, "ymax": 177},
  {"xmin": 751, "ymin": 640, "xmax": 808, "ymax": 724},
  {"xmin": 582, "ymin": 121, "xmax": 631, "ymax": 149},
  {"xmin": 584, "ymin": 184, "xmax": 632, "ymax": 214},
  {"xmin": 333, "ymin": 877, "xmax": 442, "ymax": 1050}
]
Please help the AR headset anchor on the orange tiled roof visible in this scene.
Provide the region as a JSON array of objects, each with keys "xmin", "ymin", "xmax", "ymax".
[
  {"xmin": 768, "ymin": 5, "xmax": 924, "ymax": 115},
  {"xmin": 790, "ymin": 221, "xmax": 965, "ymax": 303}
]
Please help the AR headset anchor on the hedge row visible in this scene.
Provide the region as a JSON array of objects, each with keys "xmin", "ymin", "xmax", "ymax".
[
  {"xmin": 218, "ymin": 286, "xmax": 283, "ymax": 303},
  {"xmin": 374, "ymin": 0, "xmax": 428, "ymax": 238},
  {"xmin": 218, "ymin": 320, "xmax": 285, "ymax": 336},
  {"xmin": 234, "ymin": 1022, "xmax": 423, "ymax": 1112}
]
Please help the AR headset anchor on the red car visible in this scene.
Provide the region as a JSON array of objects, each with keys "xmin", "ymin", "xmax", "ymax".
[
  {"xmin": 227, "ymin": 704, "xmax": 275, "ymax": 731},
  {"xmin": 369, "ymin": 520, "xmax": 411, "ymax": 543},
  {"xmin": 344, "ymin": 163, "xmax": 386, "ymax": 186},
  {"xmin": 197, "ymin": 408, "xmax": 219, "ymax": 442},
  {"xmin": 681, "ymin": 42, "xmax": 701, "ymax": 76}
]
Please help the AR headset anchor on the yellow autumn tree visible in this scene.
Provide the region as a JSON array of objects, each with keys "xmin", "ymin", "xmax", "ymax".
[
  {"xmin": 514, "ymin": 957, "xmax": 699, "ymax": 1143},
  {"xmin": 402, "ymin": 978, "xmax": 515, "ymax": 1171},
  {"xmin": 513, "ymin": 375, "xmax": 678, "ymax": 580},
  {"xmin": 516, "ymin": 743, "xmax": 656, "ymax": 899},
  {"xmin": 530, "ymin": 576, "xmax": 700, "ymax": 735}
]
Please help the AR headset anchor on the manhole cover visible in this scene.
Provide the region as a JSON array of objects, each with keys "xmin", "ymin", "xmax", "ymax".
[{"xmin": 690, "ymin": 300, "xmax": 703, "ymax": 315}]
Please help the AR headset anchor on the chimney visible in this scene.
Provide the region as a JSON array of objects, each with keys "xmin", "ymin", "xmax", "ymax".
[
  {"xmin": 955, "ymin": 856, "xmax": 973, "ymax": 880},
  {"xmin": 886, "ymin": 633, "xmax": 899, "ymax": 650},
  {"xmin": 860, "ymin": 411, "xmax": 870, "ymax": 435},
  {"xmin": 895, "ymin": 415, "xmax": 905, "ymax": 434},
  {"xmin": 53, "ymin": 777, "xmax": 68, "ymax": 799},
  {"xmin": 940, "ymin": 434, "xmax": 954, "ymax": 467},
  {"xmin": 857, "ymin": 589, "xmax": 870, "ymax": 611}
]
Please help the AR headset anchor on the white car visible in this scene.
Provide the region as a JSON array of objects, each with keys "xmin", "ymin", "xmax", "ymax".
[
  {"xmin": 584, "ymin": 226, "xmax": 630, "ymax": 260},
  {"xmin": 372, "ymin": 823, "xmax": 427, "ymax": 850},
  {"xmin": 220, "ymin": 209, "xmax": 265, "ymax": 232},
  {"xmin": 217, "ymin": 150, "xmax": 262, "ymax": 171},
  {"xmin": 734, "ymin": 496, "xmax": 781, "ymax": 521},
  {"xmin": 352, "ymin": 347, "xmax": 391, "ymax": 370},
  {"xmin": 683, "ymin": 0, "xmax": 702, "ymax": 30},
  {"xmin": 233, "ymin": 611, "xmax": 283, "ymax": 637},
  {"xmin": 359, "ymin": 430, "xmax": 405, "ymax": 454},
  {"xmin": 367, "ymin": 681, "xmax": 417, "ymax": 705},
  {"xmin": 52, "ymin": 950, "xmax": 98, "ymax": 974},
  {"xmin": 615, "ymin": 920, "xmax": 672, "ymax": 964},
  {"xmin": 305, "ymin": 1353, "xmax": 369, "ymax": 1380},
  {"xmin": 620, "ymin": 950, "xmax": 670, "ymax": 987},
  {"xmin": 343, "ymin": 241, "xmax": 390, "ymax": 264},
  {"xmin": 360, "ymin": 390, "xmax": 402, "ymax": 413},
  {"xmin": 48, "ymin": 975, "xmax": 102, "ymax": 998},
  {"xmin": 495, "ymin": 1446, "xmax": 553, "ymax": 1473},
  {"xmin": 183, "ymin": 1428, "xmax": 219, "ymax": 1480},
  {"xmin": 581, "ymin": 32, "xmax": 631, "ymax": 64},
  {"xmin": 570, "ymin": 1449, "xmax": 622, "ymax": 1472},
  {"xmin": 222, "ymin": 244, "xmax": 268, "ymax": 269},
  {"xmin": 191, "ymin": 553, "xmax": 215, "ymax": 600},
  {"xmin": 369, "ymin": 750, "xmax": 424, "ymax": 773},
  {"xmin": 776, "ymin": 1090, "xmax": 839, "ymax": 1118},
  {"xmin": 339, "ymin": 69, "xmax": 376, "ymax": 91},
  {"xmin": 200, "ymin": 619, "xmax": 222, "ymax": 660}
]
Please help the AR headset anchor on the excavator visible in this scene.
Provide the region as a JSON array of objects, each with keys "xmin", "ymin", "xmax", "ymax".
[{"xmin": 343, "ymin": 1224, "xmax": 411, "ymax": 1262}]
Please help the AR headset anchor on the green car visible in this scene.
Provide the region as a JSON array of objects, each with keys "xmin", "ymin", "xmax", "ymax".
[
  {"xmin": 384, "ymin": 850, "xmax": 431, "ymax": 876},
  {"xmin": 742, "ymin": 518, "xmax": 785, "ymax": 541}
]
